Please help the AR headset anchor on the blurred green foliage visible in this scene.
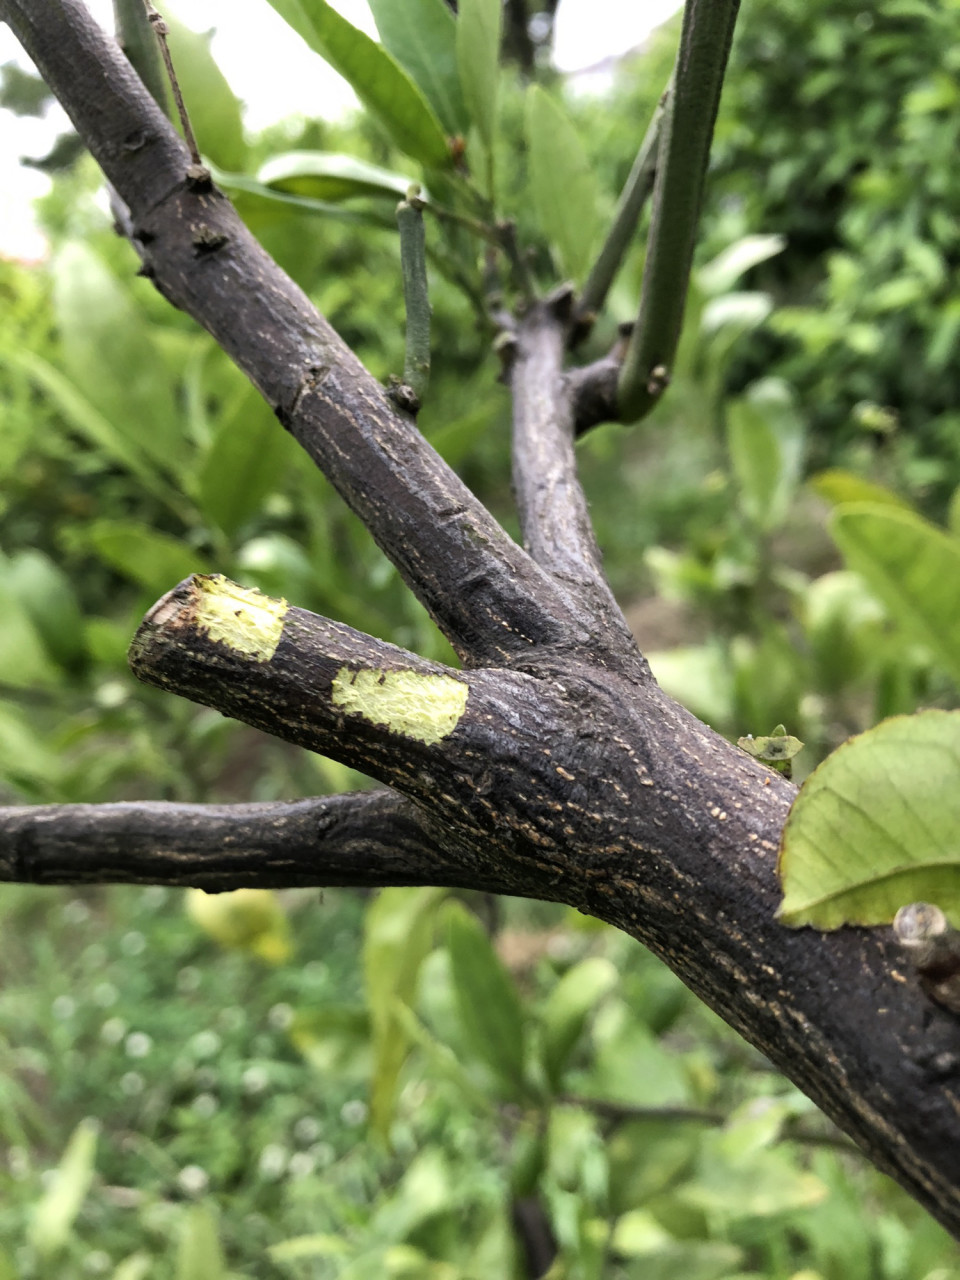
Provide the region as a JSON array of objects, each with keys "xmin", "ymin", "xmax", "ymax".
[{"xmin": 1, "ymin": 0, "xmax": 960, "ymax": 1273}]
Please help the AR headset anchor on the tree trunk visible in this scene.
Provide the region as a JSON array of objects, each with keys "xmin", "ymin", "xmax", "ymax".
[{"xmin": 2, "ymin": 0, "xmax": 960, "ymax": 1240}]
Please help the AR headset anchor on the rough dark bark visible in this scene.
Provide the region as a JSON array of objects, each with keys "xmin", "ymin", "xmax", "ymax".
[{"xmin": 3, "ymin": 0, "xmax": 960, "ymax": 1242}]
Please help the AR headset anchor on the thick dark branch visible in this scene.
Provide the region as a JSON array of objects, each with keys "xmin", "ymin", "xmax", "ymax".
[
  {"xmin": 0, "ymin": 0, "xmax": 587, "ymax": 666},
  {"xmin": 508, "ymin": 297, "xmax": 633, "ymax": 648},
  {"xmin": 0, "ymin": 790, "xmax": 511, "ymax": 892},
  {"xmin": 567, "ymin": 341, "xmax": 627, "ymax": 437},
  {"xmin": 127, "ymin": 576, "xmax": 577, "ymax": 893}
]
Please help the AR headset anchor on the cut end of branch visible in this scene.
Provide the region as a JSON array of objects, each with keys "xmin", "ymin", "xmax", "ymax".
[{"xmin": 133, "ymin": 574, "xmax": 289, "ymax": 672}]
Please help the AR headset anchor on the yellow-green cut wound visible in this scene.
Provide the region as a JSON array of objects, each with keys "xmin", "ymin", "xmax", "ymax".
[
  {"xmin": 193, "ymin": 574, "xmax": 288, "ymax": 661},
  {"xmin": 331, "ymin": 668, "xmax": 468, "ymax": 745}
]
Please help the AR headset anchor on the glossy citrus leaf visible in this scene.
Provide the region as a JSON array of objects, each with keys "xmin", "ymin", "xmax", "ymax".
[
  {"xmin": 256, "ymin": 150, "xmax": 415, "ymax": 202},
  {"xmin": 830, "ymin": 502, "xmax": 960, "ymax": 688},
  {"xmin": 165, "ymin": 17, "xmax": 247, "ymax": 171},
  {"xmin": 456, "ymin": 0, "xmax": 501, "ymax": 153},
  {"xmin": 779, "ymin": 709, "xmax": 960, "ymax": 929},
  {"xmin": 368, "ymin": 0, "xmax": 468, "ymax": 136},
  {"xmin": 265, "ymin": 0, "xmax": 451, "ymax": 168},
  {"xmin": 526, "ymin": 86, "xmax": 601, "ymax": 282}
]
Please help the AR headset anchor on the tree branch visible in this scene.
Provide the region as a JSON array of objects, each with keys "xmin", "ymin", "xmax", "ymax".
[
  {"xmin": 618, "ymin": 0, "xmax": 740, "ymax": 422},
  {"xmin": 0, "ymin": 0, "xmax": 586, "ymax": 667},
  {"xmin": 507, "ymin": 294, "xmax": 633, "ymax": 647},
  {"xmin": 0, "ymin": 790, "xmax": 510, "ymax": 892}
]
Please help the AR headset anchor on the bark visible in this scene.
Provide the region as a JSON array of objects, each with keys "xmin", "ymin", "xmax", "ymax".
[{"xmin": 3, "ymin": 0, "xmax": 960, "ymax": 1241}]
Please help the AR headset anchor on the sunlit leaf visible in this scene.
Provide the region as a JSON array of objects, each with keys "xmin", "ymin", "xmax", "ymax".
[
  {"xmin": 28, "ymin": 1118, "xmax": 98, "ymax": 1256},
  {"xmin": 186, "ymin": 888, "xmax": 292, "ymax": 964},
  {"xmin": 257, "ymin": 150, "xmax": 417, "ymax": 202},
  {"xmin": 830, "ymin": 503, "xmax": 960, "ymax": 688},
  {"xmin": 176, "ymin": 1205, "xmax": 226, "ymax": 1280},
  {"xmin": 779, "ymin": 709, "xmax": 960, "ymax": 928},
  {"xmin": 165, "ymin": 17, "xmax": 247, "ymax": 171},
  {"xmin": 369, "ymin": 0, "xmax": 468, "ymax": 136},
  {"xmin": 811, "ymin": 470, "xmax": 913, "ymax": 510},
  {"xmin": 525, "ymin": 86, "xmax": 601, "ymax": 282},
  {"xmin": 697, "ymin": 233, "xmax": 785, "ymax": 296},
  {"xmin": 265, "ymin": 0, "xmax": 451, "ymax": 168}
]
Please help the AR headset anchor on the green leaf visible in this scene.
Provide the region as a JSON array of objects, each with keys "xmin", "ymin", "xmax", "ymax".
[
  {"xmin": 726, "ymin": 398, "xmax": 784, "ymax": 530},
  {"xmin": 51, "ymin": 244, "xmax": 183, "ymax": 471},
  {"xmin": 697, "ymin": 234, "xmax": 786, "ymax": 296},
  {"xmin": 6, "ymin": 549, "xmax": 88, "ymax": 674},
  {"xmin": 364, "ymin": 886, "xmax": 447, "ymax": 1136},
  {"xmin": 257, "ymin": 151, "xmax": 417, "ymax": 202},
  {"xmin": 28, "ymin": 1118, "xmax": 98, "ymax": 1256},
  {"xmin": 264, "ymin": 0, "xmax": 451, "ymax": 168},
  {"xmin": 682, "ymin": 1142, "xmax": 826, "ymax": 1219},
  {"xmin": 368, "ymin": 0, "xmax": 468, "ymax": 136},
  {"xmin": 0, "ymin": 573, "xmax": 61, "ymax": 689},
  {"xmin": 779, "ymin": 709, "xmax": 960, "ymax": 928},
  {"xmin": 539, "ymin": 956, "xmax": 618, "ymax": 1090},
  {"xmin": 196, "ymin": 381, "xmax": 293, "ymax": 536},
  {"xmin": 164, "ymin": 18, "xmax": 247, "ymax": 171},
  {"xmin": 0, "ymin": 703, "xmax": 64, "ymax": 795},
  {"xmin": 456, "ymin": 0, "xmax": 501, "ymax": 152},
  {"xmin": 110, "ymin": 1256, "xmax": 152, "ymax": 1280},
  {"xmin": 445, "ymin": 900, "xmax": 527, "ymax": 1096},
  {"xmin": 811, "ymin": 470, "xmax": 913, "ymax": 511},
  {"xmin": 0, "ymin": 348, "xmax": 185, "ymax": 516},
  {"xmin": 177, "ymin": 1206, "xmax": 226, "ymax": 1280},
  {"xmin": 83, "ymin": 520, "xmax": 211, "ymax": 595},
  {"xmin": 525, "ymin": 86, "xmax": 601, "ymax": 282},
  {"xmin": 830, "ymin": 503, "xmax": 960, "ymax": 688}
]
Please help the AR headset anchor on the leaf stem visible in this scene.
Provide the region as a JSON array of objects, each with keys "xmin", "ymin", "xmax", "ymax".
[
  {"xmin": 574, "ymin": 73, "xmax": 672, "ymax": 333},
  {"xmin": 397, "ymin": 186, "xmax": 432, "ymax": 408},
  {"xmin": 142, "ymin": 1, "xmax": 202, "ymax": 169},
  {"xmin": 617, "ymin": 0, "xmax": 740, "ymax": 422}
]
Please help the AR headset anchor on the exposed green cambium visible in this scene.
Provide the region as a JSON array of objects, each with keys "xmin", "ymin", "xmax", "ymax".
[
  {"xmin": 618, "ymin": 0, "xmax": 740, "ymax": 422},
  {"xmin": 331, "ymin": 667, "xmax": 468, "ymax": 744},
  {"xmin": 189, "ymin": 575, "xmax": 288, "ymax": 662}
]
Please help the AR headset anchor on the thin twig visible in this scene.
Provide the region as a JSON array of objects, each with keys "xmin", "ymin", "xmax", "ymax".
[
  {"xmin": 396, "ymin": 186, "xmax": 431, "ymax": 409},
  {"xmin": 143, "ymin": 0, "xmax": 202, "ymax": 169},
  {"xmin": 618, "ymin": 0, "xmax": 740, "ymax": 422},
  {"xmin": 574, "ymin": 73, "xmax": 672, "ymax": 335}
]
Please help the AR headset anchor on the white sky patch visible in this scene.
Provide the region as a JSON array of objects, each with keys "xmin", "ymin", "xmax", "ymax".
[{"xmin": 0, "ymin": 0, "xmax": 679, "ymax": 260}]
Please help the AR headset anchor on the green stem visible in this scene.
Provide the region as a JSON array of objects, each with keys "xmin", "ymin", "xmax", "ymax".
[
  {"xmin": 113, "ymin": 0, "xmax": 168, "ymax": 112},
  {"xmin": 575, "ymin": 72, "xmax": 672, "ymax": 329},
  {"xmin": 397, "ymin": 188, "xmax": 432, "ymax": 407},
  {"xmin": 617, "ymin": 0, "xmax": 740, "ymax": 423}
]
